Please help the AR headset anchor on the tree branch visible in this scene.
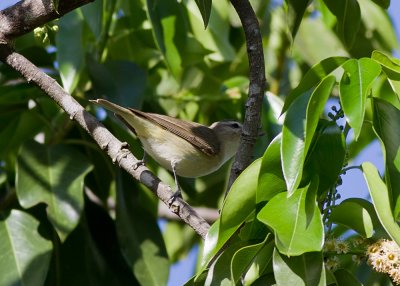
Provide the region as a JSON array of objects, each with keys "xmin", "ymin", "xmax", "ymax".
[
  {"xmin": 0, "ymin": 0, "xmax": 211, "ymax": 239},
  {"xmin": 0, "ymin": 45, "xmax": 210, "ymax": 238},
  {"xmin": 0, "ymin": 0, "xmax": 94, "ymax": 42},
  {"xmin": 226, "ymin": 0, "xmax": 266, "ymax": 194}
]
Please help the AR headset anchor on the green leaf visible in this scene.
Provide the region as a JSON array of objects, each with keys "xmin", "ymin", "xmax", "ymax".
[
  {"xmin": 56, "ymin": 9, "xmax": 85, "ymax": 93},
  {"xmin": 304, "ymin": 120, "xmax": 346, "ymax": 193},
  {"xmin": 329, "ymin": 198, "xmax": 376, "ymax": 238},
  {"xmin": 372, "ymin": 76, "xmax": 400, "ymax": 110},
  {"xmin": 258, "ymin": 178, "xmax": 324, "ymax": 256},
  {"xmin": 231, "ymin": 235, "xmax": 271, "ymax": 284},
  {"xmin": 0, "ymin": 210, "xmax": 52, "ymax": 286},
  {"xmin": 194, "ymin": 0, "xmax": 212, "ymax": 28},
  {"xmin": 339, "ymin": 58, "xmax": 381, "ymax": 140},
  {"xmin": 81, "ymin": 0, "xmax": 103, "ymax": 39},
  {"xmin": 186, "ymin": 0, "xmax": 235, "ymax": 62},
  {"xmin": 116, "ymin": 171, "xmax": 169, "ymax": 286},
  {"xmin": 369, "ymin": 0, "xmax": 390, "ymax": 8},
  {"xmin": 273, "ymin": 249, "xmax": 325, "ymax": 286},
  {"xmin": 146, "ymin": 0, "xmax": 186, "ymax": 79},
  {"xmin": 359, "ymin": 1, "xmax": 397, "ymax": 50},
  {"xmin": 283, "ymin": 0, "xmax": 310, "ymax": 40},
  {"xmin": 0, "ymin": 110, "xmax": 43, "ymax": 160},
  {"xmin": 362, "ymin": 162, "xmax": 400, "ymax": 246},
  {"xmin": 282, "ymin": 76, "xmax": 335, "ymax": 194},
  {"xmin": 200, "ymin": 159, "xmax": 261, "ymax": 269},
  {"xmin": 294, "ymin": 18, "xmax": 348, "ymax": 66},
  {"xmin": 88, "ymin": 59, "xmax": 147, "ymax": 109},
  {"xmin": 282, "ymin": 56, "xmax": 348, "ymax": 114},
  {"xmin": 16, "ymin": 141, "xmax": 93, "ymax": 241},
  {"xmin": 323, "ymin": 0, "xmax": 361, "ymax": 48},
  {"xmin": 205, "ymin": 241, "xmax": 247, "ymax": 286},
  {"xmin": 242, "ymin": 240, "xmax": 275, "ymax": 285},
  {"xmin": 372, "ymin": 50, "xmax": 400, "ymax": 80},
  {"xmin": 257, "ymin": 134, "xmax": 286, "ymax": 203},
  {"xmin": 334, "ymin": 269, "xmax": 362, "ymax": 286},
  {"xmin": 373, "ymin": 99, "xmax": 400, "ymax": 218}
]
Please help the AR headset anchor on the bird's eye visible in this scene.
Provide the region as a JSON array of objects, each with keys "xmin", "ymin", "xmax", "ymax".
[{"xmin": 230, "ymin": 122, "xmax": 240, "ymax": 129}]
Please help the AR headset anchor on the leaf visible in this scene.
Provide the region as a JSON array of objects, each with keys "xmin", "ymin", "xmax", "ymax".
[
  {"xmin": 294, "ymin": 18, "xmax": 348, "ymax": 66},
  {"xmin": 257, "ymin": 178, "xmax": 324, "ymax": 256},
  {"xmin": 362, "ymin": 162, "xmax": 400, "ymax": 246},
  {"xmin": 257, "ymin": 134, "xmax": 286, "ymax": 203},
  {"xmin": 339, "ymin": 58, "xmax": 381, "ymax": 140},
  {"xmin": 186, "ymin": 0, "xmax": 235, "ymax": 62},
  {"xmin": 116, "ymin": 171, "xmax": 169, "ymax": 286},
  {"xmin": 372, "ymin": 75, "xmax": 400, "ymax": 110},
  {"xmin": 304, "ymin": 120, "xmax": 346, "ymax": 193},
  {"xmin": 230, "ymin": 235, "xmax": 271, "ymax": 284},
  {"xmin": 242, "ymin": 240, "xmax": 275, "ymax": 285},
  {"xmin": 282, "ymin": 76, "xmax": 335, "ymax": 194},
  {"xmin": 282, "ymin": 56, "xmax": 348, "ymax": 114},
  {"xmin": 145, "ymin": 0, "xmax": 186, "ymax": 79},
  {"xmin": 333, "ymin": 269, "xmax": 362, "ymax": 286},
  {"xmin": 205, "ymin": 241, "xmax": 247, "ymax": 286},
  {"xmin": 0, "ymin": 210, "xmax": 52, "ymax": 286},
  {"xmin": 273, "ymin": 249, "xmax": 325, "ymax": 286},
  {"xmin": 323, "ymin": 0, "xmax": 361, "ymax": 48},
  {"xmin": 16, "ymin": 141, "xmax": 93, "ymax": 241},
  {"xmin": 0, "ymin": 110, "xmax": 43, "ymax": 159},
  {"xmin": 88, "ymin": 59, "xmax": 147, "ymax": 109},
  {"xmin": 373, "ymin": 99, "xmax": 400, "ymax": 218},
  {"xmin": 329, "ymin": 198, "xmax": 376, "ymax": 238},
  {"xmin": 283, "ymin": 0, "xmax": 310, "ymax": 40},
  {"xmin": 200, "ymin": 159, "xmax": 261, "ymax": 269},
  {"xmin": 369, "ymin": 0, "xmax": 390, "ymax": 8},
  {"xmin": 372, "ymin": 50, "xmax": 400, "ymax": 80},
  {"xmin": 194, "ymin": 0, "xmax": 212, "ymax": 28},
  {"xmin": 56, "ymin": 9, "xmax": 85, "ymax": 93}
]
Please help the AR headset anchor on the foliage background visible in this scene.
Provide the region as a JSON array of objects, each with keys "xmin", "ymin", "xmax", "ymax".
[{"xmin": 0, "ymin": 0, "xmax": 400, "ymax": 285}]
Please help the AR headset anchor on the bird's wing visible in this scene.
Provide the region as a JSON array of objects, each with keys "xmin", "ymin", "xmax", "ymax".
[{"xmin": 128, "ymin": 108, "xmax": 220, "ymax": 156}]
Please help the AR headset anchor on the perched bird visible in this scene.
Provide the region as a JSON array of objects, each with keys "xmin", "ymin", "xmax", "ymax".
[{"xmin": 91, "ymin": 99, "xmax": 242, "ymax": 198}]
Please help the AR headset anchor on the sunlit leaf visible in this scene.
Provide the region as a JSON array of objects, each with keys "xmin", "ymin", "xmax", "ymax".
[
  {"xmin": 258, "ymin": 134, "xmax": 286, "ymax": 203},
  {"xmin": 340, "ymin": 58, "xmax": 381, "ymax": 140},
  {"xmin": 282, "ymin": 56, "xmax": 348, "ymax": 114},
  {"xmin": 194, "ymin": 0, "xmax": 212, "ymax": 28},
  {"xmin": 329, "ymin": 198, "xmax": 376, "ymax": 238},
  {"xmin": 372, "ymin": 50, "xmax": 400, "ymax": 80},
  {"xmin": 56, "ymin": 9, "xmax": 85, "ymax": 93},
  {"xmin": 282, "ymin": 76, "xmax": 335, "ymax": 194},
  {"xmin": 362, "ymin": 162, "xmax": 400, "ymax": 245},
  {"xmin": 0, "ymin": 210, "xmax": 52, "ymax": 286},
  {"xmin": 373, "ymin": 99, "xmax": 400, "ymax": 218},
  {"xmin": 200, "ymin": 159, "xmax": 260, "ymax": 269},
  {"xmin": 323, "ymin": 0, "xmax": 361, "ymax": 48},
  {"xmin": 16, "ymin": 141, "xmax": 93, "ymax": 241},
  {"xmin": 283, "ymin": 0, "xmax": 310, "ymax": 40},
  {"xmin": 231, "ymin": 235, "xmax": 270, "ymax": 284},
  {"xmin": 273, "ymin": 249, "xmax": 325, "ymax": 286},
  {"xmin": 258, "ymin": 178, "xmax": 324, "ymax": 256}
]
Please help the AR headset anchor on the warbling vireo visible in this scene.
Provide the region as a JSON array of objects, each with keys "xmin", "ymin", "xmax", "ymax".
[{"xmin": 91, "ymin": 99, "xmax": 242, "ymax": 198}]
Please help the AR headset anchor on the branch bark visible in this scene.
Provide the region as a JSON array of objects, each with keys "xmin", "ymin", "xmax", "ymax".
[
  {"xmin": 0, "ymin": 0, "xmax": 211, "ymax": 239},
  {"xmin": 0, "ymin": 0, "xmax": 93, "ymax": 42},
  {"xmin": 226, "ymin": 0, "xmax": 267, "ymax": 194}
]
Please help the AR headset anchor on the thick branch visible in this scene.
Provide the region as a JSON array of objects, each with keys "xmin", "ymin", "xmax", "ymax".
[
  {"xmin": 0, "ymin": 44, "xmax": 210, "ymax": 239},
  {"xmin": 226, "ymin": 0, "xmax": 266, "ymax": 194},
  {"xmin": 0, "ymin": 0, "xmax": 93, "ymax": 42}
]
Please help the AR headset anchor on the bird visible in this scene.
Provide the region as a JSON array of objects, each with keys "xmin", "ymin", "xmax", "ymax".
[{"xmin": 90, "ymin": 99, "xmax": 242, "ymax": 199}]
